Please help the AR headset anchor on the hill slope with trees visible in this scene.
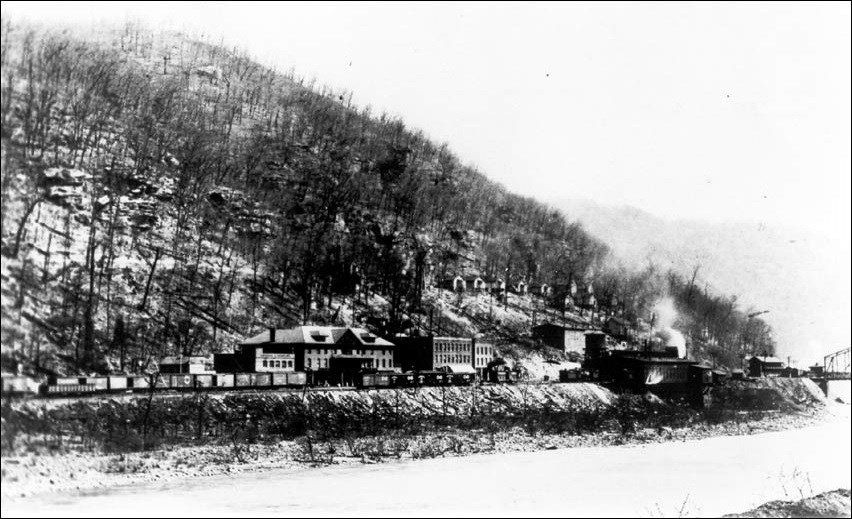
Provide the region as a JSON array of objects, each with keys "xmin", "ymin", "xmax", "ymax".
[{"xmin": 0, "ymin": 20, "xmax": 775, "ymax": 376}]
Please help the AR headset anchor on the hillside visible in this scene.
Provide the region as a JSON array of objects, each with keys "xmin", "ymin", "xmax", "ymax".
[
  {"xmin": 552, "ymin": 197, "xmax": 848, "ymax": 365},
  {"xmin": 0, "ymin": 21, "xmax": 774, "ymax": 376}
]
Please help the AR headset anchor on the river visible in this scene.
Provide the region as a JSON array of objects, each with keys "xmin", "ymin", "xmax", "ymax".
[{"xmin": 3, "ymin": 409, "xmax": 850, "ymax": 517}]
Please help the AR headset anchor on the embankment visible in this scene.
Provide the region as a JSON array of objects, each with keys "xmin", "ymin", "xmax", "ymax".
[{"xmin": 0, "ymin": 378, "xmax": 833, "ymax": 499}]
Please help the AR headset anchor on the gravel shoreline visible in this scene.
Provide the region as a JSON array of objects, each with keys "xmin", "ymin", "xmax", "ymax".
[{"xmin": 1, "ymin": 407, "xmax": 838, "ymax": 503}]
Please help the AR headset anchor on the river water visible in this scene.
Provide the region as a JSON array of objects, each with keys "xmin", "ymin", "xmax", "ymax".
[
  {"xmin": 3, "ymin": 408, "xmax": 850, "ymax": 517},
  {"xmin": 827, "ymin": 379, "xmax": 851, "ymax": 403}
]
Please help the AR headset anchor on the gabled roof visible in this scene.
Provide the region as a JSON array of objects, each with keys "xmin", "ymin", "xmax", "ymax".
[
  {"xmin": 301, "ymin": 326, "xmax": 348, "ymax": 344},
  {"xmin": 345, "ymin": 327, "xmax": 395, "ymax": 347},
  {"xmin": 241, "ymin": 328, "xmax": 303, "ymax": 345},
  {"xmin": 749, "ymin": 355, "xmax": 785, "ymax": 365}
]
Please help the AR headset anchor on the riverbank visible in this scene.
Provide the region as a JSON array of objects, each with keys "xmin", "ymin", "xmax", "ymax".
[
  {"xmin": 0, "ymin": 378, "xmax": 837, "ymax": 502},
  {"xmin": 1, "ymin": 403, "xmax": 841, "ymax": 502},
  {"xmin": 3, "ymin": 407, "xmax": 849, "ymax": 518}
]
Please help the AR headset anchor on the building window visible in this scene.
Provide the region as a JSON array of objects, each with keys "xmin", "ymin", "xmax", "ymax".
[
  {"xmin": 307, "ymin": 358, "xmax": 312, "ymax": 369},
  {"xmin": 262, "ymin": 360, "xmax": 268, "ymax": 367}
]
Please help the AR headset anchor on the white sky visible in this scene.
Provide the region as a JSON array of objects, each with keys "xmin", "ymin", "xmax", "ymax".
[
  {"xmin": 5, "ymin": 2, "xmax": 849, "ymax": 232},
  {"xmin": 4, "ymin": 2, "xmax": 851, "ymax": 364}
]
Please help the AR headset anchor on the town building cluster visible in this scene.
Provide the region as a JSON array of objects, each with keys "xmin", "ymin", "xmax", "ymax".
[{"xmin": 211, "ymin": 325, "xmax": 494, "ymax": 386}]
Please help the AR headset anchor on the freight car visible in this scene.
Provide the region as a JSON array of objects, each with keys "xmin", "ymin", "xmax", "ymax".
[
  {"xmin": 357, "ymin": 370, "xmax": 476, "ymax": 389},
  {"xmin": 40, "ymin": 371, "xmax": 309, "ymax": 397},
  {"xmin": 1, "ymin": 375, "xmax": 40, "ymax": 396}
]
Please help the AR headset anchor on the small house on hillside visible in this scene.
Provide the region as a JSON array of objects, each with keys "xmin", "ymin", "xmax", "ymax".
[
  {"xmin": 603, "ymin": 316, "xmax": 632, "ymax": 341},
  {"xmin": 528, "ymin": 283, "xmax": 552, "ymax": 297},
  {"xmin": 440, "ymin": 275, "xmax": 467, "ymax": 292},
  {"xmin": 575, "ymin": 291, "xmax": 597, "ymax": 311},
  {"xmin": 463, "ymin": 276, "xmax": 486, "ymax": 292},
  {"xmin": 748, "ymin": 355, "xmax": 785, "ymax": 377},
  {"xmin": 483, "ymin": 277, "xmax": 506, "ymax": 293},
  {"xmin": 512, "ymin": 280, "xmax": 528, "ymax": 295}
]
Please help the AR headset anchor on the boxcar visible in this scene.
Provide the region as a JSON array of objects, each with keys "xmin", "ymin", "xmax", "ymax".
[
  {"xmin": 235, "ymin": 373, "xmax": 252, "ymax": 387},
  {"xmin": 389, "ymin": 373, "xmax": 415, "ymax": 387},
  {"xmin": 195, "ymin": 374, "xmax": 215, "ymax": 388},
  {"xmin": 287, "ymin": 371, "xmax": 307, "ymax": 386},
  {"xmin": 361, "ymin": 374, "xmax": 376, "ymax": 388},
  {"xmin": 450, "ymin": 373, "xmax": 474, "ymax": 386},
  {"xmin": 108, "ymin": 376, "xmax": 128, "ymax": 390},
  {"xmin": 251, "ymin": 373, "xmax": 272, "ymax": 387},
  {"xmin": 86, "ymin": 377, "xmax": 109, "ymax": 391},
  {"xmin": 215, "ymin": 373, "xmax": 234, "ymax": 387},
  {"xmin": 129, "ymin": 376, "xmax": 151, "ymax": 389},
  {"xmin": 170, "ymin": 374, "xmax": 195, "ymax": 389}
]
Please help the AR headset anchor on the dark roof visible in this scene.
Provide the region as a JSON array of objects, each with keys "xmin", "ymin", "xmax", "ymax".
[
  {"xmin": 607, "ymin": 316, "xmax": 630, "ymax": 326},
  {"xmin": 749, "ymin": 355, "xmax": 785, "ymax": 365}
]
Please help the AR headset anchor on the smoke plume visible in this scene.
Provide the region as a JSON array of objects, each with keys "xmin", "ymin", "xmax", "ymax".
[{"xmin": 652, "ymin": 297, "xmax": 686, "ymax": 358}]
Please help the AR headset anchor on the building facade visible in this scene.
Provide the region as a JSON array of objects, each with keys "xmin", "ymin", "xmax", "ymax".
[
  {"xmin": 221, "ymin": 326, "xmax": 395, "ymax": 380},
  {"xmin": 474, "ymin": 341, "xmax": 494, "ymax": 375},
  {"xmin": 394, "ymin": 335, "xmax": 479, "ymax": 373},
  {"xmin": 532, "ymin": 323, "xmax": 588, "ymax": 355},
  {"xmin": 748, "ymin": 355, "xmax": 785, "ymax": 377},
  {"xmin": 159, "ymin": 356, "xmax": 213, "ymax": 374}
]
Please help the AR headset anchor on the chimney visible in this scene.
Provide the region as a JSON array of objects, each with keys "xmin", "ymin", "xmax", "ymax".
[{"xmin": 269, "ymin": 327, "xmax": 276, "ymax": 343}]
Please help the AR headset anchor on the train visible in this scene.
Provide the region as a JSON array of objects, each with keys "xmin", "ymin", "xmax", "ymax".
[{"xmin": 2, "ymin": 367, "xmax": 519, "ymax": 398}]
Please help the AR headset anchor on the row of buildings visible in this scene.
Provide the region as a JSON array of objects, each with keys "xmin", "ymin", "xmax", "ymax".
[
  {"xmin": 207, "ymin": 326, "xmax": 494, "ymax": 385},
  {"xmin": 439, "ymin": 275, "xmax": 599, "ymax": 311},
  {"xmin": 747, "ymin": 355, "xmax": 821, "ymax": 378},
  {"xmin": 531, "ymin": 317, "xmax": 638, "ymax": 356}
]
